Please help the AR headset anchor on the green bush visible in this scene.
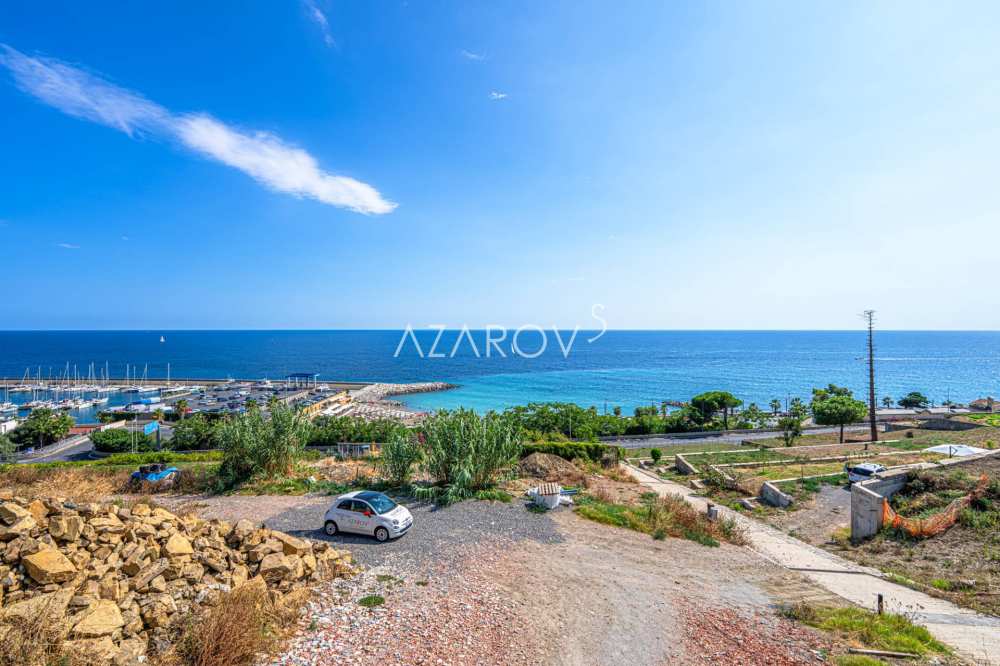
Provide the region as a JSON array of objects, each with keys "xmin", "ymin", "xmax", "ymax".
[
  {"xmin": 521, "ymin": 441, "xmax": 618, "ymax": 463},
  {"xmin": 96, "ymin": 450, "xmax": 223, "ymax": 466},
  {"xmin": 91, "ymin": 428, "xmax": 155, "ymax": 453},
  {"xmin": 650, "ymin": 448, "xmax": 662, "ymax": 464},
  {"xmin": 309, "ymin": 416, "xmax": 407, "ymax": 445},
  {"xmin": 0, "ymin": 435, "xmax": 15, "ymax": 463},
  {"xmin": 215, "ymin": 403, "xmax": 311, "ymax": 489},
  {"xmin": 169, "ymin": 414, "xmax": 220, "ymax": 451},
  {"xmin": 9, "ymin": 408, "xmax": 74, "ymax": 448},
  {"xmin": 417, "ymin": 408, "xmax": 522, "ymax": 504},
  {"xmin": 377, "ymin": 430, "xmax": 422, "ymax": 486}
]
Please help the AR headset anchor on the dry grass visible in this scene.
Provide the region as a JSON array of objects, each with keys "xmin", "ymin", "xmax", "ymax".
[
  {"xmin": 0, "ymin": 593, "xmax": 106, "ymax": 666},
  {"xmin": 0, "ymin": 466, "xmax": 128, "ymax": 501},
  {"xmin": 573, "ymin": 458, "xmax": 636, "ymax": 484},
  {"xmin": 576, "ymin": 491, "xmax": 748, "ymax": 547},
  {"xmin": 163, "ymin": 579, "xmax": 310, "ymax": 666},
  {"xmin": 0, "ymin": 463, "xmax": 217, "ymax": 503},
  {"xmin": 0, "ymin": 606, "xmax": 64, "ymax": 666}
]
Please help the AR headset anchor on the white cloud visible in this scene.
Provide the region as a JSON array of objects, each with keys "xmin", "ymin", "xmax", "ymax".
[
  {"xmin": 57, "ymin": 242, "xmax": 79, "ymax": 249},
  {"xmin": 0, "ymin": 45, "xmax": 168, "ymax": 137},
  {"xmin": 177, "ymin": 114, "xmax": 396, "ymax": 214},
  {"xmin": 303, "ymin": 0, "xmax": 336, "ymax": 48},
  {"xmin": 460, "ymin": 50, "xmax": 484, "ymax": 61},
  {"xmin": 489, "ymin": 91, "xmax": 508, "ymax": 100},
  {"xmin": 0, "ymin": 44, "xmax": 394, "ymax": 215}
]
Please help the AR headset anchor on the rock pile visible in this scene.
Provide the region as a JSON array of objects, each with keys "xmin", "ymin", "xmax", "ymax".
[{"xmin": 0, "ymin": 492, "xmax": 353, "ymax": 664}]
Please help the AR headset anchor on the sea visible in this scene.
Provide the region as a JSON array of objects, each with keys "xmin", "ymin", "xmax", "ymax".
[{"xmin": 1, "ymin": 330, "xmax": 998, "ymax": 420}]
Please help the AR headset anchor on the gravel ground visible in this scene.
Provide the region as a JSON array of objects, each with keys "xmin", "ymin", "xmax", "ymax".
[
  {"xmin": 278, "ymin": 495, "xmax": 564, "ymax": 570},
  {"xmin": 159, "ymin": 492, "xmax": 563, "ymax": 570},
  {"xmin": 269, "ymin": 496, "xmax": 561, "ymax": 665},
  {"xmin": 163, "ymin": 492, "xmax": 853, "ymax": 665}
]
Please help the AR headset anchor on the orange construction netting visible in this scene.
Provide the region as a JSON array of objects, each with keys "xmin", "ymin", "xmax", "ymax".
[{"xmin": 882, "ymin": 474, "xmax": 990, "ymax": 538}]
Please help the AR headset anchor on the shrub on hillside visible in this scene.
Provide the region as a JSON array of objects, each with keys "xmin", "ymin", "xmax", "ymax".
[
  {"xmin": 308, "ymin": 416, "xmax": 406, "ymax": 445},
  {"xmin": 170, "ymin": 414, "xmax": 221, "ymax": 451},
  {"xmin": 417, "ymin": 408, "xmax": 522, "ymax": 504},
  {"xmin": 215, "ymin": 403, "xmax": 311, "ymax": 489},
  {"xmin": 521, "ymin": 441, "xmax": 618, "ymax": 463},
  {"xmin": 91, "ymin": 428, "xmax": 155, "ymax": 453},
  {"xmin": 377, "ymin": 430, "xmax": 422, "ymax": 486}
]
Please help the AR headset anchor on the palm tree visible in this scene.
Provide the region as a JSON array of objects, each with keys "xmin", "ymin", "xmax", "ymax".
[
  {"xmin": 174, "ymin": 399, "xmax": 188, "ymax": 420},
  {"xmin": 769, "ymin": 399, "xmax": 782, "ymax": 415},
  {"xmin": 881, "ymin": 396, "xmax": 893, "ymax": 409}
]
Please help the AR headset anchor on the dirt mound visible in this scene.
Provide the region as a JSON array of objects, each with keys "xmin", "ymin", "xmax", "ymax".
[{"xmin": 517, "ymin": 453, "xmax": 584, "ymax": 484}]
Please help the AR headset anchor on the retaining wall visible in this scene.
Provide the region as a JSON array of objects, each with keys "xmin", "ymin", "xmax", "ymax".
[
  {"xmin": 850, "ymin": 450, "xmax": 1000, "ymax": 542},
  {"xmin": 760, "ymin": 481, "xmax": 794, "ymax": 508},
  {"xmin": 674, "ymin": 454, "xmax": 699, "ymax": 475},
  {"xmin": 850, "ymin": 471, "xmax": 910, "ymax": 541}
]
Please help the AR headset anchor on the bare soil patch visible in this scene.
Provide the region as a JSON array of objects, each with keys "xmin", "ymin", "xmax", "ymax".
[
  {"xmin": 492, "ymin": 510, "xmax": 845, "ymax": 666},
  {"xmin": 766, "ymin": 484, "xmax": 852, "ymax": 546}
]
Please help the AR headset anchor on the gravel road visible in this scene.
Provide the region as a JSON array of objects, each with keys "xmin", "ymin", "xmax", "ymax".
[
  {"xmin": 162, "ymin": 492, "xmax": 563, "ymax": 570},
  {"xmin": 273, "ymin": 494, "xmax": 564, "ymax": 570}
]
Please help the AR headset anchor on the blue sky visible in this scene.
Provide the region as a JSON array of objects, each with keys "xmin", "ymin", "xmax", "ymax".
[{"xmin": 2, "ymin": 2, "xmax": 999, "ymax": 330}]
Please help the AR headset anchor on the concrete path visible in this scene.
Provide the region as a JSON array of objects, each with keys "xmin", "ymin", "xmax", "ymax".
[{"xmin": 627, "ymin": 464, "xmax": 1000, "ymax": 665}]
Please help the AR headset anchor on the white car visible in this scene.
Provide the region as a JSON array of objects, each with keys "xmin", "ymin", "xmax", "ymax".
[
  {"xmin": 323, "ymin": 490, "xmax": 413, "ymax": 542},
  {"xmin": 845, "ymin": 462, "xmax": 886, "ymax": 484}
]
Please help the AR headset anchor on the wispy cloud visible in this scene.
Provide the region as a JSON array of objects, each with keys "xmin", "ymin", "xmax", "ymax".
[
  {"xmin": 303, "ymin": 0, "xmax": 336, "ymax": 48},
  {"xmin": 460, "ymin": 49, "xmax": 484, "ymax": 61},
  {"xmin": 57, "ymin": 242, "xmax": 79, "ymax": 249},
  {"xmin": 0, "ymin": 44, "xmax": 394, "ymax": 215},
  {"xmin": 489, "ymin": 91, "xmax": 508, "ymax": 101}
]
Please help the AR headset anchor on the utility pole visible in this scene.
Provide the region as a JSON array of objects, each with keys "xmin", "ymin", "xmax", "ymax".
[{"xmin": 864, "ymin": 310, "xmax": 878, "ymax": 446}]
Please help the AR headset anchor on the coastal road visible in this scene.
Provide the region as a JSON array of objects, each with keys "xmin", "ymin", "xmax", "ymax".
[
  {"xmin": 607, "ymin": 425, "xmax": 869, "ymax": 450},
  {"xmin": 15, "ymin": 424, "xmax": 174, "ymax": 463},
  {"xmin": 17, "ymin": 436, "xmax": 94, "ymax": 463}
]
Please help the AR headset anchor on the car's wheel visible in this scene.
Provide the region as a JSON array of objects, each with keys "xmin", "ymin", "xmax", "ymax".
[
  {"xmin": 324, "ymin": 520, "xmax": 338, "ymax": 536},
  {"xmin": 374, "ymin": 526, "xmax": 389, "ymax": 542}
]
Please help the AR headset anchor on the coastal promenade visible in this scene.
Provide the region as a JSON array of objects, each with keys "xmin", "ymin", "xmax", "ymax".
[{"xmin": 627, "ymin": 465, "xmax": 1000, "ymax": 665}]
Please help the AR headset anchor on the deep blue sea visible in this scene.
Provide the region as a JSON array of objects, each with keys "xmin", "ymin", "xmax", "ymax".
[{"xmin": 1, "ymin": 330, "xmax": 998, "ymax": 415}]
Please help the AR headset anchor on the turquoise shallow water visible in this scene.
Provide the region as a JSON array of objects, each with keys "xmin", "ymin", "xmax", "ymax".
[{"xmin": 1, "ymin": 330, "xmax": 998, "ymax": 413}]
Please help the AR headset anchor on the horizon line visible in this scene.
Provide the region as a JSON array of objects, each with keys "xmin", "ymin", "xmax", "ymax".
[{"xmin": 2, "ymin": 328, "xmax": 1000, "ymax": 334}]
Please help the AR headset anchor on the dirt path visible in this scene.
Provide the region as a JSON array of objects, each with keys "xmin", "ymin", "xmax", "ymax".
[
  {"xmin": 766, "ymin": 484, "xmax": 851, "ymax": 546},
  {"xmin": 627, "ymin": 465, "xmax": 1000, "ymax": 665},
  {"xmin": 493, "ymin": 510, "xmax": 840, "ymax": 665}
]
